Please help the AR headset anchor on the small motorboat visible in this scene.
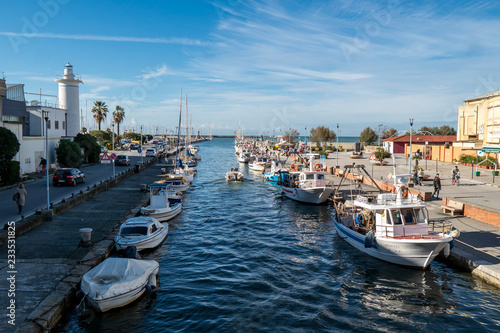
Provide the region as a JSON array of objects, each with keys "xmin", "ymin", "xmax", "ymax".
[
  {"xmin": 141, "ymin": 184, "xmax": 183, "ymax": 221},
  {"xmin": 226, "ymin": 167, "xmax": 244, "ymax": 181},
  {"xmin": 115, "ymin": 216, "xmax": 169, "ymax": 251},
  {"xmin": 81, "ymin": 258, "xmax": 159, "ymax": 312},
  {"xmin": 155, "ymin": 178, "xmax": 191, "ymax": 192}
]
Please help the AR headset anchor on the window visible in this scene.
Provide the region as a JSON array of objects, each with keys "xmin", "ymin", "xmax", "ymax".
[
  {"xmin": 62, "ymin": 121, "xmax": 65, "ymax": 130},
  {"xmin": 55, "ymin": 120, "xmax": 59, "ymax": 129},
  {"xmin": 401, "ymin": 208, "xmax": 415, "ymax": 224},
  {"xmin": 47, "ymin": 120, "xmax": 51, "ymax": 129},
  {"xmin": 414, "ymin": 209, "xmax": 426, "ymax": 224},
  {"xmin": 390, "ymin": 210, "xmax": 402, "ymax": 225}
]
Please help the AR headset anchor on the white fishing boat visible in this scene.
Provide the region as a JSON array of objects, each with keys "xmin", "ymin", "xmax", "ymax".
[
  {"xmin": 226, "ymin": 167, "xmax": 244, "ymax": 181},
  {"xmin": 333, "ymin": 165, "xmax": 459, "ymax": 269},
  {"xmin": 279, "ymin": 157, "xmax": 334, "ymax": 204},
  {"xmin": 248, "ymin": 155, "xmax": 269, "ymax": 171},
  {"xmin": 141, "ymin": 184, "xmax": 183, "ymax": 221},
  {"xmin": 81, "ymin": 258, "xmax": 159, "ymax": 312},
  {"xmin": 115, "ymin": 216, "xmax": 169, "ymax": 251}
]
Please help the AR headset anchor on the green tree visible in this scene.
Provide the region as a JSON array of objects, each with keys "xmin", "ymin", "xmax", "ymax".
[
  {"xmin": 113, "ymin": 105, "xmax": 125, "ymax": 137},
  {"xmin": 310, "ymin": 126, "xmax": 336, "ymax": 142},
  {"xmin": 91, "ymin": 101, "xmax": 108, "ymax": 131},
  {"xmin": 359, "ymin": 127, "xmax": 378, "ymax": 145},
  {"xmin": 122, "ymin": 132, "xmax": 140, "ymax": 141},
  {"xmin": 56, "ymin": 139, "xmax": 83, "ymax": 168},
  {"xmin": 419, "ymin": 125, "xmax": 456, "ymax": 135},
  {"xmin": 89, "ymin": 130, "xmax": 111, "ymax": 143},
  {"xmin": 0, "ymin": 127, "xmax": 20, "ymax": 185},
  {"xmin": 284, "ymin": 128, "xmax": 299, "ymax": 143},
  {"xmin": 0, "ymin": 127, "xmax": 20, "ymax": 160},
  {"xmin": 382, "ymin": 127, "xmax": 398, "ymax": 139},
  {"xmin": 75, "ymin": 133, "xmax": 100, "ymax": 164}
]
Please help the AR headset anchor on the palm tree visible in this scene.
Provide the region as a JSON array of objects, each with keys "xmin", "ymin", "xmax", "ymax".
[
  {"xmin": 112, "ymin": 105, "xmax": 125, "ymax": 137},
  {"xmin": 91, "ymin": 101, "xmax": 108, "ymax": 131}
]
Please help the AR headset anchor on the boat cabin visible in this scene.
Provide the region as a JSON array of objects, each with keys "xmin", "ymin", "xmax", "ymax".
[
  {"xmin": 299, "ymin": 171, "xmax": 327, "ymax": 189},
  {"xmin": 352, "ymin": 195, "xmax": 430, "ymax": 238},
  {"xmin": 118, "ymin": 217, "xmax": 163, "ymax": 237}
]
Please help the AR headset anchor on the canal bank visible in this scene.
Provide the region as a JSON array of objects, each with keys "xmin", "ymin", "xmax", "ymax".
[
  {"xmin": 312, "ymin": 151, "xmax": 500, "ymax": 288},
  {"xmin": 0, "ymin": 159, "xmax": 165, "ymax": 333}
]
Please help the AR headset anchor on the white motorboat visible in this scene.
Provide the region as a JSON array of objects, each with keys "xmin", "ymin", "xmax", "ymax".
[
  {"xmin": 168, "ymin": 167, "xmax": 195, "ymax": 182},
  {"xmin": 279, "ymin": 157, "xmax": 334, "ymax": 204},
  {"xmin": 115, "ymin": 216, "xmax": 169, "ymax": 251},
  {"xmin": 81, "ymin": 258, "xmax": 159, "ymax": 312},
  {"xmin": 141, "ymin": 184, "xmax": 183, "ymax": 221},
  {"xmin": 226, "ymin": 167, "xmax": 244, "ymax": 181},
  {"xmin": 333, "ymin": 165, "xmax": 459, "ymax": 269},
  {"xmin": 237, "ymin": 151, "xmax": 251, "ymax": 163},
  {"xmin": 155, "ymin": 178, "xmax": 191, "ymax": 192}
]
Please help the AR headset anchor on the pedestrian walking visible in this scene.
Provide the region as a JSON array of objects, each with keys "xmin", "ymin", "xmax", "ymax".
[
  {"xmin": 413, "ymin": 170, "xmax": 419, "ymax": 186},
  {"xmin": 418, "ymin": 168, "xmax": 424, "ymax": 186},
  {"xmin": 451, "ymin": 166, "xmax": 460, "ymax": 186},
  {"xmin": 14, "ymin": 183, "xmax": 27, "ymax": 214},
  {"xmin": 432, "ymin": 173, "xmax": 441, "ymax": 199}
]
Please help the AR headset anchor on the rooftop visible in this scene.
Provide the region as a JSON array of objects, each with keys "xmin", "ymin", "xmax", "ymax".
[
  {"xmin": 464, "ymin": 88, "xmax": 500, "ymax": 103},
  {"xmin": 382, "ymin": 135, "xmax": 456, "ymax": 143}
]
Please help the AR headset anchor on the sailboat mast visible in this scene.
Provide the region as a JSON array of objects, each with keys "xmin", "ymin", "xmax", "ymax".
[
  {"xmin": 185, "ymin": 94, "xmax": 188, "ymax": 155},
  {"xmin": 174, "ymin": 88, "xmax": 182, "ymax": 167}
]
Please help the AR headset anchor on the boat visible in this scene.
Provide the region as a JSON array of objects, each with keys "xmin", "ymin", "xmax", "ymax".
[
  {"xmin": 115, "ymin": 216, "xmax": 169, "ymax": 251},
  {"xmin": 226, "ymin": 167, "xmax": 244, "ymax": 181},
  {"xmin": 333, "ymin": 164, "xmax": 459, "ymax": 269},
  {"xmin": 264, "ymin": 160, "xmax": 286, "ymax": 185},
  {"xmin": 141, "ymin": 184, "xmax": 183, "ymax": 221},
  {"xmin": 279, "ymin": 156, "xmax": 334, "ymax": 204},
  {"xmin": 248, "ymin": 155, "xmax": 269, "ymax": 171},
  {"xmin": 237, "ymin": 151, "xmax": 251, "ymax": 163},
  {"xmin": 81, "ymin": 258, "xmax": 159, "ymax": 312},
  {"xmin": 155, "ymin": 177, "xmax": 191, "ymax": 192}
]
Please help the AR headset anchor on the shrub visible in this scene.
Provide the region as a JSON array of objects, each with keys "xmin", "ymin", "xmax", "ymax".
[
  {"xmin": 458, "ymin": 154, "xmax": 476, "ymax": 164},
  {"xmin": 56, "ymin": 140, "xmax": 83, "ymax": 168},
  {"xmin": 375, "ymin": 148, "xmax": 391, "ymax": 160},
  {"xmin": 0, "ymin": 161, "xmax": 20, "ymax": 185},
  {"xmin": 101, "ymin": 140, "xmax": 112, "ymax": 150}
]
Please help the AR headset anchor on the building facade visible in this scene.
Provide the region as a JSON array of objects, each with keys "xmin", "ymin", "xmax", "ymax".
[{"xmin": 458, "ymin": 89, "xmax": 500, "ymax": 150}]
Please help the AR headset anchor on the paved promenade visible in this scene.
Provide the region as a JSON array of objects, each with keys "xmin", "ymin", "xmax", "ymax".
[{"xmin": 0, "ymin": 161, "xmax": 165, "ymax": 332}]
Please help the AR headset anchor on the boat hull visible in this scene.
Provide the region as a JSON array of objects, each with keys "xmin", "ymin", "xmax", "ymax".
[
  {"xmin": 87, "ymin": 281, "xmax": 148, "ymax": 312},
  {"xmin": 141, "ymin": 202, "xmax": 182, "ymax": 222},
  {"xmin": 281, "ymin": 186, "xmax": 334, "ymax": 204},
  {"xmin": 334, "ymin": 220, "xmax": 451, "ymax": 269}
]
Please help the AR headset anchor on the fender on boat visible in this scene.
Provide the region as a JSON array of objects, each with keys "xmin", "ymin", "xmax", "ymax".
[
  {"xmin": 364, "ymin": 231, "xmax": 375, "ymax": 248},
  {"xmin": 443, "ymin": 243, "xmax": 451, "ymax": 257}
]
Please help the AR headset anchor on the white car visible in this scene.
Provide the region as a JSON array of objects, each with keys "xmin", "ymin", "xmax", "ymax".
[{"xmin": 145, "ymin": 148, "xmax": 157, "ymax": 157}]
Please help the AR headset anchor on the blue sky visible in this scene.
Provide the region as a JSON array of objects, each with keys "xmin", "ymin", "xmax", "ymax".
[{"xmin": 2, "ymin": 0, "xmax": 500, "ymax": 136}]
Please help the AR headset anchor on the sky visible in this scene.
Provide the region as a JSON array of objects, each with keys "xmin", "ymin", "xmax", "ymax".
[{"xmin": 1, "ymin": 0, "xmax": 500, "ymax": 136}]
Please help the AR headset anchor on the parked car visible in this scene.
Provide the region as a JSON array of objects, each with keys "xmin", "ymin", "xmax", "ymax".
[
  {"xmin": 53, "ymin": 168, "xmax": 85, "ymax": 186},
  {"xmin": 129, "ymin": 143, "xmax": 139, "ymax": 150},
  {"xmin": 145, "ymin": 148, "xmax": 157, "ymax": 157},
  {"xmin": 115, "ymin": 155, "xmax": 130, "ymax": 166}
]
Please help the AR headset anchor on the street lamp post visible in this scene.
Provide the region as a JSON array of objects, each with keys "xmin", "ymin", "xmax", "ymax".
[
  {"xmin": 43, "ymin": 111, "xmax": 50, "ymax": 210},
  {"xmin": 409, "ymin": 119, "xmax": 414, "ymax": 175},
  {"xmin": 336, "ymin": 123, "xmax": 339, "ymax": 167},
  {"xmin": 112, "ymin": 123, "xmax": 115, "ymax": 179},
  {"xmin": 140, "ymin": 125, "xmax": 143, "ymax": 165}
]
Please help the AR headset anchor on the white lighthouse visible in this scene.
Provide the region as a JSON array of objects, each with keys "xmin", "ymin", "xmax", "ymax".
[{"xmin": 55, "ymin": 62, "xmax": 83, "ymax": 137}]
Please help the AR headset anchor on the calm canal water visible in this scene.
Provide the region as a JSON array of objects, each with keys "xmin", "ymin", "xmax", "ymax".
[{"xmin": 59, "ymin": 138, "xmax": 500, "ymax": 332}]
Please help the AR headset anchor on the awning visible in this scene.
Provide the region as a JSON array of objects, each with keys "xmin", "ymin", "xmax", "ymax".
[{"xmin": 481, "ymin": 147, "xmax": 500, "ymax": 153}]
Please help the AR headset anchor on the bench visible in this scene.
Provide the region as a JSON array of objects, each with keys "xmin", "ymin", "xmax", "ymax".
[
  {"xmin": 441, "ymin": 199, "xmax": 464, "ymax": 216},
  {"xmin": 19, "ymin": 174, "xmax": 28, "ymax": 182}
]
